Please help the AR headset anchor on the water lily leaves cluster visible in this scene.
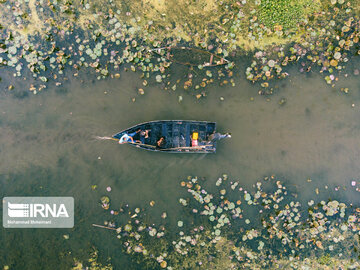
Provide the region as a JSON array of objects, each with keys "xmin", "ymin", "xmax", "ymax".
[
  {"xmin": 1, "ymin": 0, "xmax": 359, "ymax": 96},
  {"xmin": 97, "ymin": 174, "xmax": 360, "ymax": 269},
  {"xmin": 244, "ymin": 0, "xmax": 360, "ymax": 90}
]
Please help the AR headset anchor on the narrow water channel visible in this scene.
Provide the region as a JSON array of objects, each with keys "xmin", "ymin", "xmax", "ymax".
[{"xmin": 0, "ymin": 66, "xmax": 359, "ymax": 268}]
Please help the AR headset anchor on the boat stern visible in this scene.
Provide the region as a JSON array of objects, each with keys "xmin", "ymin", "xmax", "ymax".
[{"xmin": 112, "ymin": 131, "xmax": 125, "ymax": 140}]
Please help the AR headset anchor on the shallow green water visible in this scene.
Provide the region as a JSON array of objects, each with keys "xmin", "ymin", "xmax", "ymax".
[{"xmin": 0, "ymin": 64, "xmax": 360, "ymax": 268}]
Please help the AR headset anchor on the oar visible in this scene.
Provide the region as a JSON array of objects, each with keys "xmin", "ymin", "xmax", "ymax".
[
  {"xmin": 95, "ymin": 136, "xmax": 157, "ymax": 148},
  {"xmin": 163, "ymin": 145, "xmax": 213, "ymax": 151},
  {"xmin": 129, "ymin": 141, "xmax": 157, "ymax": 148}
]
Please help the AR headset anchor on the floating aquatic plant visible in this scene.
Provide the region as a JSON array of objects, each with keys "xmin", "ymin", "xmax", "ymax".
[
  {"xmin": 95, "ymin": 174, "xmax": 360, "ymax": 269},
  {"xmin": 72, "ymin": 248, "xmax": 113, "ymax": 270},
  {"xmin": 1, "ymin": 0, "xmax": 359, "ymax": 97}
]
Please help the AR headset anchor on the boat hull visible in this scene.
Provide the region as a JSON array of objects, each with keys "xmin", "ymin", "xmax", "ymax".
[{"xmin": 112, "ymin": 120, "xmax": 217, "ymax": 153}]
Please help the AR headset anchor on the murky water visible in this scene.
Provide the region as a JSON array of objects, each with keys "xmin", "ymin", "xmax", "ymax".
[{"xmin": 1, "ymin": 64, "xmax": 360, "ymax": 268}]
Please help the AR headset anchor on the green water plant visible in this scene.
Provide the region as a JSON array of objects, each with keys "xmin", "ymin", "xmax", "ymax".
[
  {"xmin": 0, "ymin": 0, "xmax": 359, "ymax": 96},
  {"xmin": 72, "ymin": 248, "xmax": 113, "ymax": 270},
  {"xmin": 258, "ymin": 0, "xmax": 319, "ymax": 31},
  {"xmin": 96, "ymin": 175, "xmax": 360, "ymax": 269}
]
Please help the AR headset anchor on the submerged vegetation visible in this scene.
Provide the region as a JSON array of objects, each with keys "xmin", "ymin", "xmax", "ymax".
[
  {"xmin": 0, "ymin": 0, "xmax": 359, "ymax": 96},
  {"xmin": 95, "ymin": 175, "xmax": 360, "ymax": 269},
  {"xmin": 72, "ymin": 248, "xmax": 113, "ymax": 270}
]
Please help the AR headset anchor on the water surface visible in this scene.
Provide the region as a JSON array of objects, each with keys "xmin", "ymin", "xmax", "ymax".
[{"xmin": 0, "ymin": 66, "xmax": 360, "ymax": 268}]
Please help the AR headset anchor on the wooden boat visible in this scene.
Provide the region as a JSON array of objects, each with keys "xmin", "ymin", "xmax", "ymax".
[
  {"xmin": 112, "ymin": 120, "xmax": 218, "ymax": 153},
  {"xmin": 149, "ymin": 47, "xmax": 229, "ymax": 67}
]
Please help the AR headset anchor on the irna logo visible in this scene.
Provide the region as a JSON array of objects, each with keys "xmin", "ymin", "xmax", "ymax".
[
  {"xmin": 3, "ymin": 197, "xmax": 74, "ymax": 228},
  {"xmin": 8, "ymin": 202, "xmax": 69, "ymax": 218}
]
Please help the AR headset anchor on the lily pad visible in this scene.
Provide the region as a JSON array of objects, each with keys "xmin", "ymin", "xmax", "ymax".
[
  {"xmin": 268, "ymin": 60, "xmax": 275, "ymax": 67},
  {"xmin": 334, "ymin": 52, "xmax": 341, "ymax": 60},
  {"xmin": 244, "ymin": 193, "xmax": 251, "ymax": 201},
  {"xmin": 156, "ymin": 75, "xmax": 162, "ymax": 82},
  {"xmin": 101, "ymin": 196, "xmax": 109, "ymax": 204}
]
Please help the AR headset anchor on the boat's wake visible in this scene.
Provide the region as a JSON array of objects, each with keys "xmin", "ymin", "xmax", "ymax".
[{"xmin": 94, "ymin": 136, "xmax": 114, "ymax": 141}]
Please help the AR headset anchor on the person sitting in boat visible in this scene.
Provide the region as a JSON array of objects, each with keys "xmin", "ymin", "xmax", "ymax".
[
  {"xmin": 156, "ymin": 136, "xmax": 166, "ymax": 149},
  {"xmin": 207, "ymin": 132, "xmax": 231, "ymax": 143},
  {"xmin": 119, "ymin": 130, "xmax": 141, "ymax": 144},
  {"xmin": 139, "ymin": 129, "xmax": 150, "ymax": 144},
  {"xmin": 191, "ymin": 132, "xmax": 199, "ymax": 147}
]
